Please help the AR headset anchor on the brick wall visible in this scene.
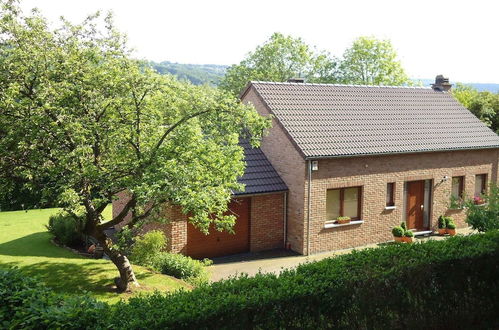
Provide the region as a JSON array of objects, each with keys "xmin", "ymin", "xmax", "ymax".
[
  {"xmin": 306, "ymin": 148, "xmax": 499, "ymax": 254},
  {"xmin": 242, "ymin": 87, "xmax": 307, "ymax": 253},
  {"xmin": 112, "ymin": 191, "xmax": 286, "ymax": 257},
  {"xmin": 249, "ymin": 193, "xmax": 285, "ymax": 252}
]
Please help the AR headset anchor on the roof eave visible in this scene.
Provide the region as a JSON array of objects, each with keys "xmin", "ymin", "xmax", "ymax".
[{"xmin": 304, "ymin": 145, "xmax": 499, "ymax": 160}]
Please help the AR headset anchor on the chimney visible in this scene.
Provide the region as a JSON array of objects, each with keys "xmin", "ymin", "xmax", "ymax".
[
  {"xmin": 431, "ymin": 75, "xmax": 452, "ymax": 91},
  {"xmin": 287, "ymin": 77, "xmax": 305, "ymax": 83}
]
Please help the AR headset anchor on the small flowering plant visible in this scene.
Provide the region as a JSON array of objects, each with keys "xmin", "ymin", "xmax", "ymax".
[{"xmin": 474, "ymin": 196, "xmax": 485, "ymax": 205}]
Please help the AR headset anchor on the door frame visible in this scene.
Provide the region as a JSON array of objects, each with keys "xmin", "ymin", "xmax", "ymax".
[{"xmin": 404, "ymin": 179, "xmax": 432, "ymax": 231}]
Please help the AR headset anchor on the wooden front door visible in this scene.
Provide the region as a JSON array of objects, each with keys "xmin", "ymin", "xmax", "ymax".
[
  {"xmin": 186, "ymin": 197, "xmax": 250, "ymax": 259},
  {"xmin": 407, "ymin": 180, "xmax": 425, "ymax": 230}
]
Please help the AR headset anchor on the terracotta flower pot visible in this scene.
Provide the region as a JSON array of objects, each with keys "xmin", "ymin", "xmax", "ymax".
[
  {"xmin": 446, "ymin": 228, "xmax": 456, "ymax": 236},
  {"xmin": 394, "ymin": 236, "xmax": 404, "ymax": 243},
  {"xmin": 437, "ymin": 228, "xmax": 447, "ymax": 235},
  {"xmin": 336, "ymin": 219, "xmax": 351, "ymax": 224},
  {"xmin": 403, "ymin": 236, "xmax": 414, "ymax": 243}
]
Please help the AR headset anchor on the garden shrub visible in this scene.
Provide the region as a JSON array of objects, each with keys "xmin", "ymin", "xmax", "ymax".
[
  {"xmin": 46, "ymin": 211, "xmax": 85, "ymax": 246},
  {"xmin": 391, "ymin": 226, "xmax": 404, "ymax": 237},
  {"xmin": 466, "ymin": 185, "xmax": 499, "ymax": 232},
  {"xmin": 110, "ymin": 231, "xmax": 499, "ymax": 329},
  {"xmin": 0, "ymin": 268, "xmax": 107, "ymax": 329},
  {"xmin": 130, "ymin": 230, "xmax": 167, "ymax": 266},
  {"xmin": 150, "ymin": 252, "xmax": 212, "ymax": 286}
]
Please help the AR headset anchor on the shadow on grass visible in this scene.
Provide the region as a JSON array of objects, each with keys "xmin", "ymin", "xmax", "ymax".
[
  {"xmin": 2, "ymin": 260, "xmax": 155, "ymax": 297},
  {"xmin": 0, "ymin": 232, "xmax": 80, "ymax": 259}
]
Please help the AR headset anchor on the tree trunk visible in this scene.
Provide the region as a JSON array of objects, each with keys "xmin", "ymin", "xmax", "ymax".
[{"xmin": 94, "ymin": 231, "xmax": 139, "ymax": 292}]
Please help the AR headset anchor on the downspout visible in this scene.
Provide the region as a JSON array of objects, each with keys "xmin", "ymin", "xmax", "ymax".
[
  {"xmin": 307, "ymin": 160, "xmax": 312, "ymax": 256},
  {"xmin": 283, "ymin": 192, "xmax": 287, "ymax": 248}
]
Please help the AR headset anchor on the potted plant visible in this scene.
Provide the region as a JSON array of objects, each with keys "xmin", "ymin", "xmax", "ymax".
[
  {"xmin": 446, "ymin": 219, "xmax": 457, "ymax": 236},
  {"xmin": 404, "ymin": 229, "xmax": 415, "ymax": 243},
  {"xmin": 392, "ymin": 226, "xmax": 405, "ymax": 243},
  {"xmin": 437, "ymin": 215, "xmax": 447, "ymax": 235},
  {"xmin": 336, "ymin": 216, "xmax": 351, "ymax": 224},
  {"xmin": 474, "ymin": 196, "xmax": 485, "ymax": 205}
]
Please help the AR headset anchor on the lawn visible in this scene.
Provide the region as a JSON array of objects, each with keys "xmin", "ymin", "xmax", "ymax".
[{"xmin": 0, "ymin": 207, "xmax": 189, "ymax": 303}]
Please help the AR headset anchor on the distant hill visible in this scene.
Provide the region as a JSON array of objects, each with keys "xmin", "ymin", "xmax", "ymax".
[
  {"xmin": 148, "ymin": 62, "xmax": 499, "ymax": 92},
  {"xmin": 414, "ymin": 79, "xmax": 499, "ymax": 93},
  {"xmin": 149, "ymin": 61, "xmax": 227, "ymax": 86}
]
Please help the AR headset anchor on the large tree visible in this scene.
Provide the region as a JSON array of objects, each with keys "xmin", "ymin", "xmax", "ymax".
[
  {"xmin": 0, "ymin": 2, "xmax": 269, "ymax": 292},
  {"xmin": 339, "ymin": 36, "xmax": 410, "ymax": 86},
  {"xmin": 219, "ymin": 33, "xmax": 339, "ymax": 95}
]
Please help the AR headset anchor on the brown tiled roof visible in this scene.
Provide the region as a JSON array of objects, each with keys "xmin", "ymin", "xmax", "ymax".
[
  {"xmin": 248, "ymin": 81, "xmax": 499, "ymax": 158},
  {"xmin": 234, "ymin": 140, "xmax": 287, "ymax": 196}
]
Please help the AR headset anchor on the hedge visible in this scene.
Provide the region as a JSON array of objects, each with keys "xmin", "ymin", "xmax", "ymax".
[
  {"xmin": 0, "ymin": 268, "xmax": 108, "ymax": 329},
  {"xmin": 111, "ymin": 231, "xmax": 499, "ymax": 329},
  {"xmin": 1, "ymin": 232, "xmax": 498, "ymax": 329}
]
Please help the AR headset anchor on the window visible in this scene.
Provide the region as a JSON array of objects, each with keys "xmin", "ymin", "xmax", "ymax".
[
  {"xmin": 451, "ymin": 176, "xmax": 464, "ymax": 199},
  {"xmin": 474, "ymin": 174, "xmax": 487, "ymax": 197},
  {"xmin": 326, "ymin": 187, "xmax": 361, "ymax": 220},
  {"xmin": 386, "ymin": 183, "xmax": 395, "ymax": 207}
]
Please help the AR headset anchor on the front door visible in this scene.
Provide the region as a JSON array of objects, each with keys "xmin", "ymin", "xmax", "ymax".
[{"xmin": 407, "ymin": 180, "xmax": 425, "ymax": 230}]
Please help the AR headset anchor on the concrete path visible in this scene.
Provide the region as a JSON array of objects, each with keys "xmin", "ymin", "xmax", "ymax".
[{"xmin": 208, "ymin": 227, "xmax": 475, "ymax": 282}]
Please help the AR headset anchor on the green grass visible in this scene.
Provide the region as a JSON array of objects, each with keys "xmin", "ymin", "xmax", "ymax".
[{"xmin": 0, "ymin": 207, "xmax": 189, "ymax": 303}]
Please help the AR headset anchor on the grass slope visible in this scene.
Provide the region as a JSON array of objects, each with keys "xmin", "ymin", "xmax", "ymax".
[{"xmin": 0, "ymin": 208, "xmax": 188, "ymax": 303}]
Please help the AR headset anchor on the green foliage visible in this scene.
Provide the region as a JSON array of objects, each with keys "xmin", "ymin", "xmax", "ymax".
[
  {"xmin": 46, "ymin": 211, "xmax": 85, "ymax": 246},
  {"xmin": 3, "ymin": 233, "xmax": 499, "ymax": 329},
  {"xmin": 130, "ymin": 230, "xmax": 167, "ymax": 266},
  {"xmin": 148, "ymin": 61, "xmax": 227, "ymax": 86},
  {"xmin": 449, "ymin": 194, "xmax": 463, "ymax": 209},
  {"xmin": 0, "ymin": 267, "xmax": 108, "ymax": 329},
  {"xmin": 391, "ymin": 226, "xmax": 404, "ymax": 237},
  {"xmin": 337, "ymin": 216, "xmax": 351, "ymax": 221},
  {"xmin": 446, "ymin": 221, "xmax": 456, "ymax": 230},
  {"xmin": 404, "ymin": 230, "xmax": 414, "ymax": 237},
  {"xmin": 466, "ymin": 185, "xmax": 499, "ymax": 232},
  {"xmin": 219, "ymin": 32, "xmax": 339, "ymax": 95},
  {"xmin": 400, "ymin": 222, "xmax": 407, "ymax": 231},
  {"xmin": 109, "ymin": 231, "xmax": 499, "ymax": 329},
  {"xmin": 438, "ymin": 215, "xmax": 447, "ymax": 229},
  {"xmin": 114, "ymin": 226, "xmax": 135, "ymax": 256},
  {"xmin": 453, "ymin": 83, "xmax": 499, "ymax": 133},
  {"xmin": 0, "ymin": 3, "xmax": 270, "ymax": 286},
  {"xmin": 339, "ymin": 36, "xmax": 410, "ymax": 86},
  {"xmin": 150, "ymin": 252, "xmax": 212, "ymax": 286}
]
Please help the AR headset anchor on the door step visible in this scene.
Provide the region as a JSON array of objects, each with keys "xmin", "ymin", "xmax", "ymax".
[{"xmin": 413, "ymin": 230, "xmax": 432, "ymax": 236}]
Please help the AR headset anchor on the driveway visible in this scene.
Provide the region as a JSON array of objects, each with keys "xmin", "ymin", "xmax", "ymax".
[{"xmin": 208, "ymin": 227, "xmax": 475, "ymax": 282}]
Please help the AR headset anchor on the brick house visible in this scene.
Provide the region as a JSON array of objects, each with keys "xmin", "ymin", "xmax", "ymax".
[
  {"xmin": 114, "ymin": 76, "xmax": 499, "ymax": 258},
  {"xmin": 239, "ymin": 76, "xmax": 499, "ymax": 255}
]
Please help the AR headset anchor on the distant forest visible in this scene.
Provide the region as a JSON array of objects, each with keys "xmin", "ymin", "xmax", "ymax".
[
  {"xmin": 149, "ymin": 61, "xmax": 499, "ymax": 92},
  {"xmin": 148, "ymin": 61, "xmax": 227, "ymax": 86}
]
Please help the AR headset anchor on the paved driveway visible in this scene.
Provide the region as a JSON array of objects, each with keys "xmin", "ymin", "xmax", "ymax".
[{"xmin": 208, "ymin": 227, "xmax": 475, "ymax": 282}]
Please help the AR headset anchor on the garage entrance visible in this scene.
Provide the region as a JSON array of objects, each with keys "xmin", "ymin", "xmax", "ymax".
[{"xmin": 186, "ymin": 197, "xmax": 250, "ymax": 259}]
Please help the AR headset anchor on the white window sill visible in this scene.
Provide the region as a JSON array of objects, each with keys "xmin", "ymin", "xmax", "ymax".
[
  {"xmin": 384, "ymin": 206, "xmax": 396, "ymax": 210},
  {"xmin": 324, "ymin": 220, "xmax": 364, "ymax": 229}
]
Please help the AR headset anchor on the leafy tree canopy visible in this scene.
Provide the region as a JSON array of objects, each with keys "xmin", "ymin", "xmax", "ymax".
[
  {"xmin": 339, "ymin": 36, "xmax": 410, "ymax": 86},
  {"xmin": 0, "ymin": 1, "xmax": 269, "ymax": 291},
  {"xmin": 219, "ymin": 32, "xmax": 339, "ymax": 95},
  {"xmin": 453, "ymin": 83, "xmax": 499, "ymax": 133}
]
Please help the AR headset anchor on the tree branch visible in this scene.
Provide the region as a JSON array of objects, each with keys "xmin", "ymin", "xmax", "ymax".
[{"xmin": 97, "ymin": 195, "xmax": 136, "ymax": 230}]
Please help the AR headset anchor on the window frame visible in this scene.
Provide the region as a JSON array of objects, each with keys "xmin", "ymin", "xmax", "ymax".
[
  {"xmin": 326, "ymin": 186, "xmax": 362, "ymax": 221},
  {"xmin": 475, "ymin": 174, "xmax": 487, "ymax": 197},
  {"xmin": 386, "ymin": 182, "xmax": 395, "ymax": 207},
  {"xmin": 451, "ymin": 176, "xmax": 465, "ymax": 200}
]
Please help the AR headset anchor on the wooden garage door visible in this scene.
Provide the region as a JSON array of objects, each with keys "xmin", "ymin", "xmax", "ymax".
[{"xmin": 186, "ymin": 197, "xmax": 250, "ymax": 259}]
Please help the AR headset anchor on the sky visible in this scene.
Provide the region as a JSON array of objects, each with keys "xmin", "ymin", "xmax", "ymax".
[{"xmin": 20, "ymin": 0, "xmax": 499, "ymax": 83}]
